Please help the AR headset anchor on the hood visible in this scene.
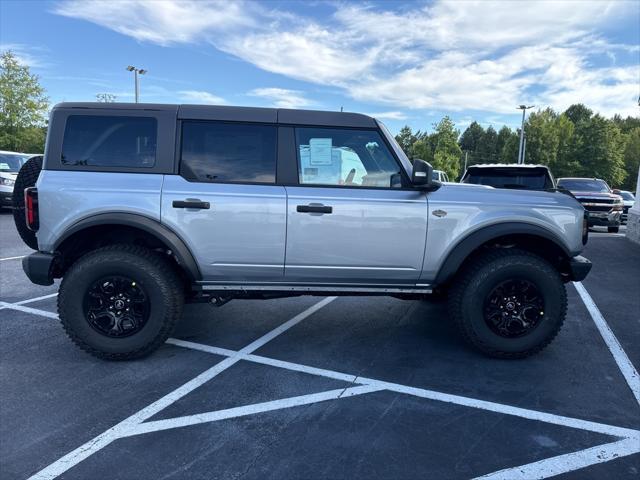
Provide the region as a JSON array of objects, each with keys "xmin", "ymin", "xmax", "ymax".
[
  {"xmin": 0, "ymin": 172, "xmax": 18, "ymax": 179},
  {"xmin": 569, "ymin": 191, "xmax": 619, "ymax": 200}
]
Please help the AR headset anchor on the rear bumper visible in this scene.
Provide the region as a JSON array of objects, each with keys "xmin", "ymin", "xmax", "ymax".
[
  {"xmin": 22, "ymin": 252, "xmax": 56, "ymax": 286},
  {"xmin": 568, "ymin": 255, "xmax": 592, "ymax": 282}
]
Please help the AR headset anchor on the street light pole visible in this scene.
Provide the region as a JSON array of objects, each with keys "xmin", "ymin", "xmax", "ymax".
[
  {"xmin": 126, "ymin": 65, "xmax": 147, "ymax": 103},
  {"xmin": 517, "ymin": 104, "xmax": 534, "ymax": 164}
]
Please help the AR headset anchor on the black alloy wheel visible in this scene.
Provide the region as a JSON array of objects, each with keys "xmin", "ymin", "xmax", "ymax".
[
  {"xmin": 483, "ymin": 279, "xmax": 544, "ymax": 338},
  {"xmin": 83, "ymin": 275, "xmax": 150, "ymax": 338}
]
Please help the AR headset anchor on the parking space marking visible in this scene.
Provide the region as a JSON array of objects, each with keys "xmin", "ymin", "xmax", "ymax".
[
  {"xmin": 0, "ymin": 301, "xmax": 59, "ymax": 319},
  {"xmin": 0, "ymin": 255, "xmax": 25, "ymax": 261},
  {"xmin": 574, "ymin": 282, "xmax": 640, "ymax": 406},
  {"xmin": 167, "ymin": 339, "xmax": 640, "ymax": 440},
  {"xmin": 14, "ymin": 293, "xmax": 58, "ymax": 305},
  {"xmin": 474, "ymin": 437, "xmax": 640, "ymax": 480},
  {"xmin": 25, "ymin": 296, "xmax": 336, "ymax": 480},
  {"xmin": 127, "ymin": 385, "xmax": 383, "ymax": 437},
  {"xmin": 4, "ymin": 292, "xmax": 639, "ymax": 479}
]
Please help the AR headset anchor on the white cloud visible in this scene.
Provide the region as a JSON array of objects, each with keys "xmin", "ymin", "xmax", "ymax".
[
  {"xmin": 247, "ymin": 87, "xmax": 314, "ymax": 109},
  {"xmin": 179, "ymin": 90, "xmax": 225, "ymax": 104},
  {"xmin": 0, "ymin": 43, "xmax": 49, "ymax": 68},
  {"xmin": 54, "ymin": 0, "xmax": 640, "ymax": 117}
]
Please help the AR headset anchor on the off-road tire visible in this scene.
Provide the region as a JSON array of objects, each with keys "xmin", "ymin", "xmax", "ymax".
[
  {"xmin": 12, "ymin": 156, "xmax": 42, "ymax": 250},
  {"xmin": 58, "ymin": 245, "xmax": 184, "ymax": 360},
  {"xmin": 608, "ymin": 226, "xmax": 619, "ymax": 233},
  {"xmin": 448, "ymin": 248, "xmax": 567, "ymax": 359}
]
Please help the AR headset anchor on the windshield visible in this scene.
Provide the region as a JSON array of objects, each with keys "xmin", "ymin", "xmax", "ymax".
[
  {"xmin": 619, "ymin": 191, "xmax": 635, "ymax": 201},
  {"xmin": 376, "ymin": 120, "xmax": 413, "ymax": 177},
  {"xmin": 463, "ymin": 168, "xmax": 552, "ymax": 190},
  {"xmin": 0, "ymin": 153, "xmax": 31, "ymax": 172},
  {"xmin": 557, "ymin": 179, "xmax": 610, "ymax": 193}
]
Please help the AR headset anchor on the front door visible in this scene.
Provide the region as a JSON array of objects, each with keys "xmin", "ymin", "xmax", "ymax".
[
  {"xmin": 284, "ymin": 127, "xmax": 428, "ymax": 285},
  {"xmin": 161, "ymin": 120, "xmax": 286, "ymax": 282}
]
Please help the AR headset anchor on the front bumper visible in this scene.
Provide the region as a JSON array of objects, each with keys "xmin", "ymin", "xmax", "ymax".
[
  {"xmin": 22, "ymin": 252, "xmax": 56, "ymax": 286},
  {"xmin": 568, "ymin": 255, "xmax": 592, "ymax": 282},
  {"xmin": 587, "ymin": 210, "xmax": 621, "ymax": 227},
  {"xmin": 0, "ymin": 190, "xmax": 12, "ymax": 207}
]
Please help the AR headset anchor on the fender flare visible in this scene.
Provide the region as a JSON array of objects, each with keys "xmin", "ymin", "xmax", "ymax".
[
  {"xmin": 434, "ymin": 222, "xmax": 573, "ymax": 285},
  {"xmin": 54, "ymin": 212, "xmax": 201, "ymax": 281}
]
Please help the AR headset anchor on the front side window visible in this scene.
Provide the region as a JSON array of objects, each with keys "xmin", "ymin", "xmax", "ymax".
[
  {"xmin": 295, "ymin": 128, "xmax": 402, "ymax": 188},
  {"xmin": 180, "ymin": 121, "xmax": 276, "ymax": 183},
  {"xmin": 62, "ymin": 115, "xmax": 157, "ymax": 168}
]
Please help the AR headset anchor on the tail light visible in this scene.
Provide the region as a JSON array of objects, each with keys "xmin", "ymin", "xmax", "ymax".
[
  {"xmin": 582, "ymin": 210, "xmax": 589, "ymax": 245},
  {"xmin": 25, "ymin": 187, "xmax": 39, "ymax": 231}
]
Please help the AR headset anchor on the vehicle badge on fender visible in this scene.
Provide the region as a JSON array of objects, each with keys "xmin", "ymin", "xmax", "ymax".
[{"xmin": 432, "ymin": 209, "xmax": 447, "ymax": 217}]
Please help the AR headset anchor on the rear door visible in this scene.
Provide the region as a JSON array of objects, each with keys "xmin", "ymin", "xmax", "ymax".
[
  {"xmin": 161, "ymin": 120, "xmax": 287, "ymax": 282},
  {"xmin": 284, "ymin": 127, "xmax": 428, "ymax": 285}
]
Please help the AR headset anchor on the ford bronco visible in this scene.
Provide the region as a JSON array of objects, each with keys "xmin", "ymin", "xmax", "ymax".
[{"xmin": 14, "ymin": 103, "xmax": 592, "ymax": 360}]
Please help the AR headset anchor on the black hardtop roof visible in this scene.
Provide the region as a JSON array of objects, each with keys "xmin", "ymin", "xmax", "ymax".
[{"xmin": 53, "ymin": 102, "xmax": 377, "ymax": 128}]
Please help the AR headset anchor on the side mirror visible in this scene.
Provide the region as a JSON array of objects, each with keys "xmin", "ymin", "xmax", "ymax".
[{"xmin": 411, "ymin": 158, "xmax": 438, "ymax": 189}]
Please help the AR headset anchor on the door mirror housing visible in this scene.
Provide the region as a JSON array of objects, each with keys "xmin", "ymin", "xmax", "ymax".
[{"xmin": 411, "ymin": 159, "xmax": 439, "ymax": 190}]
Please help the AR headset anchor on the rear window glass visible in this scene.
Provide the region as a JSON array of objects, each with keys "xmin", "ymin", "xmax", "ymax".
[
  {"xmin": 180, "ymin": 121, "xmax": 276, "ymax": 184},
  {"xmin": 463, "ymin": 169, "xmax": 552, "ymax": 190},
  {"xmin": 61, "ymin": 115, "xmax": 157, "ymax": 168}
]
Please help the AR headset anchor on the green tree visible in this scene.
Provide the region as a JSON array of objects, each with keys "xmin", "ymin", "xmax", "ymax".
[
  {"xmin": 431, "ymin": 116, "xmax": 462, "ymax": 180},
  {"xmin": 476, "ymin": 125, "xmax": 498, "ymax": 163},
  {"xmin": 395, "ymin": 125, "xmax": 417, "ymax": 158},
  {"xmin": 495, "ymin": 126, "xmax": 513, "ymax": 159},
  {"xmin": 0, "ymin": 50, "xmax": 48, "ymax": 152},
  {"xmin": 564, "ymin": 104, "xmax": 592, "ymax": 126},
  {"xmin": 553, "ymin": 114, "xmax": 576, "ymax": 178},
  {"xmin": 459, "ymin": 121, "xmax": 485, "ymax": 152},
  {"xmin": 500, "ymin": 133, "xmax": 520, "ymax": 164},
  {"xmin": 524, "ymin": 108, "xmax": 559, "ymax": 166},
  {"xmin": 572, "ymin": 114, "xmax": 626, "ymax": 186},
  {"xmin": 622, "ymin": 127, "xmax": 640, "ymax": 190}
]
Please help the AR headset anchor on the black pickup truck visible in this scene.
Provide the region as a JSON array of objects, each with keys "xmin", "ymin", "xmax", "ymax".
[{"xmin": 556, "ymin": 178, "xmax": 623, "ymax": 233}]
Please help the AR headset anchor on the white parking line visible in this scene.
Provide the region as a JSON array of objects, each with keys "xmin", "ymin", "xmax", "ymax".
[
  {"xmin": 127, "ymin": 384, "xmax": 382, "ymax": 437},
  {"xmin": 5, "ymin": 291, "xmax": 640, "ymax": 479},
  {"xmin": 0, "ymin": 255, "xmax": 25, "ymax": 261},
  {"xmin": 15, "ymin": 293, "xmax": 58, "ymax": 305},
  {"xmin": 474, "ymin": 437, "xmax": 640, "ymax": 480},
  {"xmin": 167, "ymin": 339, "xmax": 640, "ymax": 440},
  {"xmin": 0, "ymin": 302, "xmax": 59, "ymax": 319},
  {"xmin": 574, "ymin": 282, "xmax": 640, "ymax": 406},
  {"xmin": 26, "ymin": 296, "xmax": 336, "ymax": 480}
]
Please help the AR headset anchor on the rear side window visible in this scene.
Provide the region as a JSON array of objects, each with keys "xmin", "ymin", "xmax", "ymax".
[
  {"xmin": 463, "ymin": 169, "xmax": 552, "ymax": 190},
  {"xmin": 180, "ymin": 121, "xmax": 277, "ymax": 183},
  {"xmin": 61, "ymin": 115, "xmax": 157, "ymax": 168}
]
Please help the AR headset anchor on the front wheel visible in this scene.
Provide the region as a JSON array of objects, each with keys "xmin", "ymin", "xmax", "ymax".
[
  {"xmin": 58, "ymin": 245, "xmax": 184, "ymax": 360},
  {"xmin": 448, "ymin": 249, "xmax": 566, "ymax": 359}
]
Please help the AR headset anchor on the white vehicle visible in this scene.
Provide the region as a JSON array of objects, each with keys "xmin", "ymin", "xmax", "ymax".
[
  {"xmin": 613, "ymin": 189, "xmax": 636, "ymax": 224},
  {"xmin": 432, "ymin": 169, "xmax": 449, "ymax": 182},
  {"xmin": 0, "ymin": 151, "xmax": 38, "ymax": 209}
]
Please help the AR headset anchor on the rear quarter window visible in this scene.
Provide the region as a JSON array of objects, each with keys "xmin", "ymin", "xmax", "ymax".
[{"xmin": 61, "ymin": 115, "xmax": 157, "ymax": 168}]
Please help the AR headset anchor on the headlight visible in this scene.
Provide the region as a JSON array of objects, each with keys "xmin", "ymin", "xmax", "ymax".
[{"xmin": 0, "ymin": 177, "xmax": 15, "ymax": 187}]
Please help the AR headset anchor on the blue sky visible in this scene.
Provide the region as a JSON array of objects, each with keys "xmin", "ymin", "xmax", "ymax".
[{"xmin": 1, "ymin": 0, "xmax": 638, "ymax": 134}]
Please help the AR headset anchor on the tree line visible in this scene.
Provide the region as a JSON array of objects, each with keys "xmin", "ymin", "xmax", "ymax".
[{"xmin": 395, "ymin": 105, "xmax": 639, "ymax": 190}]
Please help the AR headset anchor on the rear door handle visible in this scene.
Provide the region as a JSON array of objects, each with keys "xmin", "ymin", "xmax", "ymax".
[
  {"xmin": 296, "ymin": 204, "xmax": 332, "ymax": 214},
  {"xmin": 173, "ymin": 199, "xmax": 210, "ymax": 210}
]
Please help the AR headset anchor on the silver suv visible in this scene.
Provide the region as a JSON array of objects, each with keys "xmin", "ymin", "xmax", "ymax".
[{"xmin": 15, "ymin": 103, "xmax": 592, "ymax": 360}]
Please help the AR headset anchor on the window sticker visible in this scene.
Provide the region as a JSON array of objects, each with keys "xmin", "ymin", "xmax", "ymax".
[
  {"xmin": 309, "ymin": 138, "xmax": 332, "ymax": 166},
  {"xmin": 0, "ymin": 163, "xmax": 10, "ymax": 170}
]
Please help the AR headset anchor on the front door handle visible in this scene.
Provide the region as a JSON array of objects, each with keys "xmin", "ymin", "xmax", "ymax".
[
  {"xmin": 296, "ymin": 204, "xmax": 332, "ymax": 214},
  {"xmin": 173, "ymin": 199, "xmax": 210, "ymax": 210}
]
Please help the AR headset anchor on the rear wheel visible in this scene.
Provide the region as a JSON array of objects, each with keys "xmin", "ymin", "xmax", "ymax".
[
  {"xmin": 448, "ymin": 249, "xmax": 566, "ymax": 359},
  {"xmin": 58, "ymin": 245, "xmax": 184, "ymax": 360},
  {"xmin": 12, "ymin": 156, "xmax": 42, "ymax": 250},
  {"xmin": 608, "ymin": 226, "xmax": 619, "ymax": 233}
]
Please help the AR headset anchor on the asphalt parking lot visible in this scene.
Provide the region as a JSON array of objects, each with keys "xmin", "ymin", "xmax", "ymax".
[{"xmin": 1, "ymin": 211, "xmax": 638, "ymax": 480}]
